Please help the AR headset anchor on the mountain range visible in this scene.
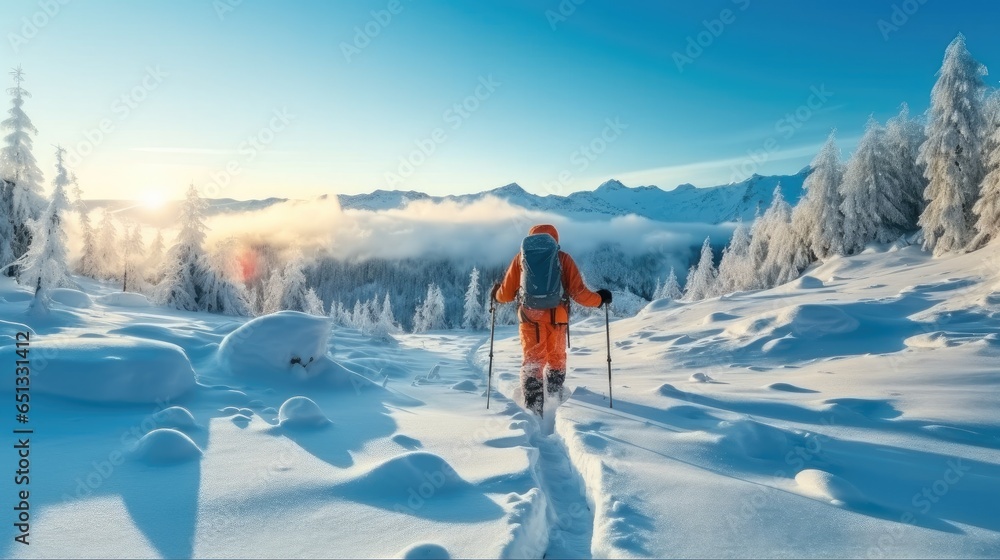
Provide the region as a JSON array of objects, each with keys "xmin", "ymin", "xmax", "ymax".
[{"xmin": 88, "ymin": 168, "xmax": 811, "ymax": 227}]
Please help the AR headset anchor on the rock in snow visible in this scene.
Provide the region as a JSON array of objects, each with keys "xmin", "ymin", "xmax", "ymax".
[{"xmin": 6, "ymin": 337, "xmax": 196, "ymax": 403}]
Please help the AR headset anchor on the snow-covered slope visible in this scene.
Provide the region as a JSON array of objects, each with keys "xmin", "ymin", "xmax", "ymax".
[
  {"xmin": 6, "ymin": 233, "xmax": 998, "ymax": 558},
  {"xmin": 89, "ymin": 169, "xmax": 810, "ymax": 226}
]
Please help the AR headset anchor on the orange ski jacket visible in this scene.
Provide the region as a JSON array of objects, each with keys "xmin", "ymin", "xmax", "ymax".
[{"xmin": 495, "ymin": 224, "xmax": 603, "ymax": 323}]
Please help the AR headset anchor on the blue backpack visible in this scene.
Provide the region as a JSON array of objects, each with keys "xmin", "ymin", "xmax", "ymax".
[{"xmin": 520, "ymin": 233, "xmax": 564, "ymax": 309}]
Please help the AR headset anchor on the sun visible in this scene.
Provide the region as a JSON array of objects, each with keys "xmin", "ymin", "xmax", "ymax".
[{"xmin": 140, "ymin": 189, "xmax": 166, "ymax": 210}]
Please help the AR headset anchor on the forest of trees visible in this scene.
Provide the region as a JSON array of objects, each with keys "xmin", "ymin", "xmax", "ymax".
[{"xmin": 2, "ymin": 35, "xmax": 999, "ymax": 332}]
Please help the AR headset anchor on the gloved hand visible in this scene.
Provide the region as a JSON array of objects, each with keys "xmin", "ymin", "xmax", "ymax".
[
  {"xmin": 490, "ymin": 282, "xmax": 501, "ymax": 301},
  {"xmin": 597, "ymin": 289, "xmax": 613, "ymax": 305}
]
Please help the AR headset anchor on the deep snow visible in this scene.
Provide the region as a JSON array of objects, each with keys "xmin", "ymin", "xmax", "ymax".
[{"xmin": 1, "ymin": 239, "xmax": 1000, "ymax": 558}]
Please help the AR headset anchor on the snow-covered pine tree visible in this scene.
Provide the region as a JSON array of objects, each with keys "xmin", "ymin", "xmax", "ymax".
[
  {"xmin": 157, "ymin": 184, "xmax": 207, "ymax": 311},
  {"xmin": 840, "ymin": 117, "xmax": 909, "ymax": 253},
  {"xmin": 121, "ymin": 220, "xmax": 146, "ymax": 292},
  {"xmin": 280, "ymin": 258, "xmax": 310, "ymax": 312},
  {"xmin": 969, "ymin": 92, "xmax": 1000, "ymax": 250},
  {"xmin": 261, "ymin": 267, "xmax": 285, "ymax": 315},
  {"xmin": 715, "ymin": 219, "xmax": 752, "ymax": 294},
  {"xmin": 413, "ymin": 283, "xmax": 446, "ymax": 332},
  {"xmin": 763, "ymin": 194, "xmax": 810, "ymax": 286},
  {"xmin": 683, "ymin": 237, "xmax": 717, "ymax": 301},
  {"xmin": 16, "ymin": 146, "xmax": 73, "ymax": 302},
  {"xmin": 0, "ymin": 67, "xmax": 44, "ymax": 275},
  {"xmin": 370, "ymin": 293, "xmax": 399, "ymax": 340},
  {"xmin": 144, "ymin": 229, "xmax": 165, "ymax": 283},
  {"xmin": 70, "ymin": 175, "xmax": 100, "ymax": 278},
  {"xmin": 885, "ymin": 104, "xmax": 928, "ymax": 228},
  {"xmin": 303, "ymin": 287, "xmax": 325, "ymax": 316},
  {"xmin": 918, "ymin": 34, "xmax": 988, "ymax": 256},
  {"xmin": 969, "ymin": 92, "xmax": 1000, "ymax": 251},
  {"xmin": 95, "ymin": 209, "xmax": 120, "ymax": 280},
  {"xmin": 795, "ymin": 132, "xmax": 845, "ymax": 259},
  {"xmin": 462, "ymin": 267, "xmax": 485, "ymax": 330},
  {"xmin": 657, "ymin": 267, "xmax": 683, "ymax": 300},
  {"xmin": 159, "ymin": 184, "xmax": 248, "ymax": 315}
]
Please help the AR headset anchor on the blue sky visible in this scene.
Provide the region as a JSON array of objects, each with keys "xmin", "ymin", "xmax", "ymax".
[{"xmin": 2, "ymin": 0, "xmax": 999, "ymax": 200}]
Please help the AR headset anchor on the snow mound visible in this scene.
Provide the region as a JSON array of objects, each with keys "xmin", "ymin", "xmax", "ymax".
[
  {"xmin": 152, "ymin": 406, "xmax": 199, "ymax": 431},
  {"xmin": 278, "ymin": 396, "xmax": 331, "ymax": 429},
  {"xmin": 397, "ymin": 542, "xmax": 451, "ymax": 559},
  {"xmin": 793, "ymin": 275, "xmax": 824, "ymax": 289},
  {"xmin": 338, "ymin": 452, "xmax": 469, "ymax": 497},
  {"xmin": 689, "ymin": 372, "xmax": 714, "ymax": 383},
  {"xmin": 218, "ymin": 311, "xmax": 336, "ymax": 379},
  {"xmin": 702, "ymin": 312, "xmax": 738, "ymax": 324},
  {"xmin": 765, "ymin": 382, "xmax": 818, "ymax": 393},
  {"xmin": 131, "ymin": 428, "xmax": 203, "ymax": 465},
  {"xmin": 717, "ymin": 418, "xmax": 795, "ymax": 460},
  {"xmin": 49, "ymin": 288, "xmax": 92, "ymax": 308},
  {"xmin": 451, "ymin": 380, "xmax": 477, "ymax": 391},
  {"xmin": 10, "ymin": 337, "xmax": 196, "ymax": 403},
  {"xmin": 726, "ymin": 304, "xmax": 859, "ymax": 339},
  {"xmin": 794, "ymin": 469, "xmax": 867, "ymax": 506},
  {"xmin": 96, "ymin": 292, "xmax": 151, "ymax": 307}
]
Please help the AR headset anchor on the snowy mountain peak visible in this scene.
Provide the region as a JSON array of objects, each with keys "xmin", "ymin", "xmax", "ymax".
[
  {"xmin": 595, "ymin": 179, "xmax": 628, "ymax": 192},
  {"xmin": 488, "ymin": 183, "xmax": 528, "ymax": 196}
]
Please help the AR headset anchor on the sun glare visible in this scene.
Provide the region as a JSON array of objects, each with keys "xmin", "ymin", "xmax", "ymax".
[{"xmin": 140, "ymin": 189, "xmax": 166, "ymax": 210}]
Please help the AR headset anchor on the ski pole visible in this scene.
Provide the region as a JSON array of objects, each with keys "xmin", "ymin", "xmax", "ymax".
[
  {"xmin": 605, "ymin": 302, "xmax": 613, "ymax": 409},
  {"xmin": 487, "ymin": 297, "xmax": 497, "ymax": 409}
]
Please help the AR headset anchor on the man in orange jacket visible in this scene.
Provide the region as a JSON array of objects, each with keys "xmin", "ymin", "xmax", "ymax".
[{"xmin": 492, "ymin": 224, "xmax": 612, "ymax": 415}]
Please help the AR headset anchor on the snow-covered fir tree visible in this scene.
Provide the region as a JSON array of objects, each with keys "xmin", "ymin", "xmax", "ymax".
[
  {"xmin": 715, "ymin": 219, "xmax": 752, "ymax": 294},
  {"xmin": 884, "ymin": 104, "xmax": 928, "ymax": 229},
  {"xmin": 303, "ymin": 287, "xmax": 325, "ymax": 316},
  {"xmin": 918, "ymin": 34, "xmax": 988, "ymax": 256},
  {"xmin": 261, "ymin": 268, "xmax": 285, "ymax": 315},
  {"xmin": 157, "ymin": 184, "xmax": 248, "ymax": 315},
  {"xmin": 794, "ymin": 132, "xmax": 845, "ymax": 259},
  {"xmin": 683, "ymin": 237, "xmax": 717, "ymax": 301},
  {"xmin": 121, "ymin": 220, "xmax": 146, "ymax": 292},
  {"xmin": 970, "ymin": 92, "xmax": 1000, "ymax": 250},
  {"xmin": 16, "ymin": 146, "xmax": 73, "ymax": 302},
  {"xmin": 0, "ymin": 66, "xmax": 45, "ymax": 274},
  {"xmin": 654, "ymin": 267, "xmax": 683, "ymax": 300},
  {"xmin": 840, "ymin": 117, "xmax": 909, "ymax": 254},
  {"xmin": 763, "ymin": 191, "xmax": 810, "ymax": 286},
  {"xmin": 145, "ymin": 229, "xmax": 165, "ymax": 283},
  {"xmin": 280, "ymin": 258, "xmax": 310, "ymax": 312},
  {"xmin": 413, "ymin": 283, "xmax": 446, "ymax": 332},
  {"xmin": 372, "ymin": 293, "xmax": 399, "ymax": 340},
  {"xmin": 95, "ymin": 209, "xmax": 120, "ymax": 280},
  {"xmin": 70, "ymin": 175, "xmax": 100, "ymax": 278},
  {"xmin": 462, "ymin": 267, "xmax": 486, "ymax": 330}
]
